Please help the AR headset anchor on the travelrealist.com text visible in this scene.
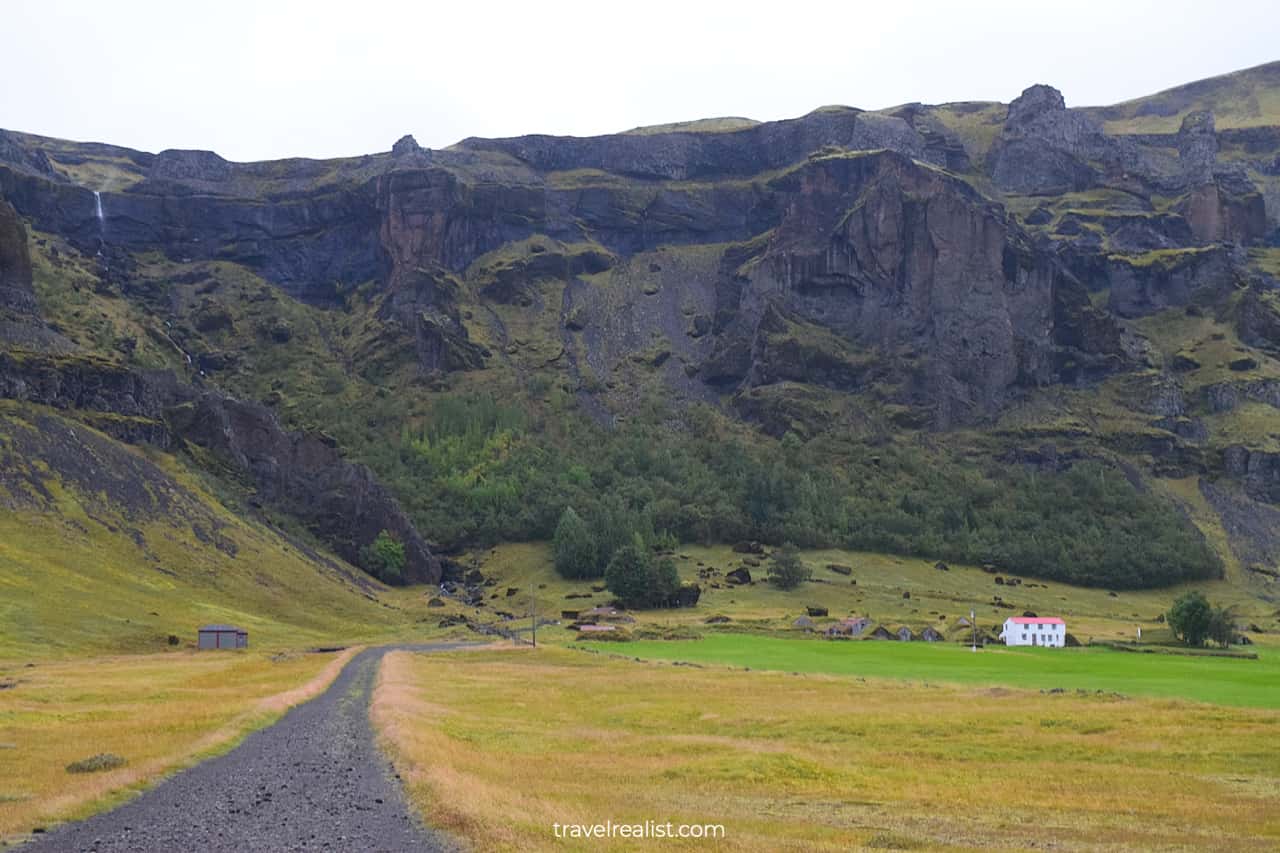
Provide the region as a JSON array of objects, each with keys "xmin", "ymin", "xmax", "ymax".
[{"xmin": 553, "ymin": 821, "xmax": 726, "ymax": 840}]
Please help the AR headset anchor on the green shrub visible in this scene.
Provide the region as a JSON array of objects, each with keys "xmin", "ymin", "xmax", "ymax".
[{"xmin": 360, "ymin": 529, "xmax": 405, "ymax": 584}]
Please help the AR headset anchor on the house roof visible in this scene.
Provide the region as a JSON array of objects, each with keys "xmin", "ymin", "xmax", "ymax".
[
  {"xmin": 1008, "ymin": 617, "xmax": 1065, "ymax": 625},
  {"xmin": 199, "ymin": 624, "xmax": 242, "ymax": 632}
]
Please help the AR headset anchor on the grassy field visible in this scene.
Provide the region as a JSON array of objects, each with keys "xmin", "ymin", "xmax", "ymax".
[
  {"xmin": 374, "ymin": 646, "xmax": 1280, "ymax": 851},
  {"xmin": 621, "ymin": 635, "xmax": 1280, "ymax": 709},
  {"xmin": 0, "ymin": 647, "xmax": 356, "ymax": 844}
]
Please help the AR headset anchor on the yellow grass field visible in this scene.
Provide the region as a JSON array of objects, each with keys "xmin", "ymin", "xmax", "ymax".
[
  {"xmin": 0, "ymin": 647, "xmax": 356, "ymax": 844},
  {"xmin": 373, "ymin": 647, "xmax": 1280, "ymax": 852}
]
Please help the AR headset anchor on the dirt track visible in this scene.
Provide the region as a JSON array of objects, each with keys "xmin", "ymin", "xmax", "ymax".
[{"xmin": 21, "ymin": 645, "xmax": 465, "ymax": 852}]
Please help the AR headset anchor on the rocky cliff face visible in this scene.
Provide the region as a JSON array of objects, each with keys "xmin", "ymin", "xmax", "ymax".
[
  {"xmin": 0, "ymin": 347, "xmax": 442, "ymax": 582},
  {"xmin": 700, "ymin": 151, "xmax": 1122, "ymax": 424},
  {"xmin": 3, "ymin": 64, "xmax": 1280, "ymax": 524},
  {"xmin": 0, "ymin": 199, "xmax": 35, "ymax": 319},
  {"xmin": 166, "ymin": 393, "xmax": 439, "ymax": 581}
]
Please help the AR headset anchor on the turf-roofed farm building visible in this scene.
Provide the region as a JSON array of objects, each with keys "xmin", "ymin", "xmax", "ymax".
[{"xmin": 1001, "ymin": 617, "xmax": 1065, "ymax": 647}]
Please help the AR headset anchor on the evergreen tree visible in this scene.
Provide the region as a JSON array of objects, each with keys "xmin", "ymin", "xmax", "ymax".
[
  {"xmin": 553, "ymin": 507, "xmax": 598, "ymax": 579},
  {"xmin": 767, "ymin": 544, "xmax": 811, "ymax": 590}
]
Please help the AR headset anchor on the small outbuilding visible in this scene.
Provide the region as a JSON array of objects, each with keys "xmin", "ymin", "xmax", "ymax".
[
  {"xmin": 198, "ymin": 625, "xmax": 247, "ymax": 650},
  {"xmin": 920, "ymin": 626, "xmax": 944, "ymax": 643},
  {"xmin": 896, "ymin": 626, "xmax": 915, "ymax": 642},
  {"xmin": 864, "ymin": 625, "xmax": 894, "ymax": 641}
]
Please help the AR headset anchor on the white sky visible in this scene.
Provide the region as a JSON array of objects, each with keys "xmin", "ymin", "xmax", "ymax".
[{"xmin": 2, "ymin": 0, "xmax": 1277, "ymax": 162}]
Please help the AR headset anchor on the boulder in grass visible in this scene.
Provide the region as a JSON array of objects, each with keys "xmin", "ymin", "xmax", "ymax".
[
  {"xmin": 806, "ymin": 606, "xmax": 828, "ymax": 618},
  {"xmin": 827, "ymin": 564, "xmax": 852, "ymax": 576},
  {"xmin": 726, "ymin": 567, "xmax": 752, "ymax": 585}
]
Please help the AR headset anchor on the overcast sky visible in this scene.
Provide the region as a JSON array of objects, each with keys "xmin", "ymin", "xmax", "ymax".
[{"xmin": 3, "ymin": 0, "xmax": 1277, "ymax": 162}]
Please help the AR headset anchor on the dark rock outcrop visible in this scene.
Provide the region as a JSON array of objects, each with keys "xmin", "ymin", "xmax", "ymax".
[
  {"xmin": 1222, "ymin": 446, "xmax": 1280, "ymax": 504},
  {"xmin": 0, "ymin": 198, "xmax": 36, "ymax": 319},
  {"xmin": 166, "ymin": 394, "xmax": 441, "ymax": 583},
  {"xmin": 989, "ymin": 85, "xmax": 1117, "ymax": 194},
  {"xmin": 709, "ymin": 150, "xmax": 1123, "ymax": 423},
  {"xmin": 0, "ymin": 349, "xmax": 440, "ymax": 583},
  {"xmin": 1107, "ymin": 248, "xmax": 1238, "ymax": 317},
  {"xmin": 0, "ymin": 198, "xmax": 72, "ymax": 352},
  {"xmin": 1177, "ymin": 177, "xmax": 1268, "ymax": 245},
  {"xmin": 1237, "ymin": 285, "xmax": 1280, "ymax": 349}
]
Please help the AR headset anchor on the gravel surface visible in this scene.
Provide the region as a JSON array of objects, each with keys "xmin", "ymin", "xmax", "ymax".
[{"xmin": 21, "ymin": 645, "xmax": 466, "ymax": 852}]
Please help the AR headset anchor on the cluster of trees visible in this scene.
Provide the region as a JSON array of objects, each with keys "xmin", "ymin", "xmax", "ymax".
[
  {"xmin": 1167, "ymin": 591, "xmax": 1238, "ymax": 648},
  {"xmin": 554, "ymin": 510, "xmax": 680, "ymax": 607},
  {"xmin": 348, "ymin": 392, "xmax": 1220, "ymax": 592}
]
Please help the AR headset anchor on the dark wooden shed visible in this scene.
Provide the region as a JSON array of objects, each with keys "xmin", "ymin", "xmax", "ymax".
[{"xmin": 198, "ymin": 625, "xmax": 248, "ymax": 650}]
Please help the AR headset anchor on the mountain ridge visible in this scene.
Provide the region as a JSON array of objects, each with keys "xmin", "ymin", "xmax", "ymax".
[{"xmin": 2, "ymin": 62, "xmax": 1280, "ymax": 600}]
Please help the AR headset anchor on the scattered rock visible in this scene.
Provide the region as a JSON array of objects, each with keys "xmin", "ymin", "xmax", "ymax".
[
  {"xmin": 827, "ymin": 563, "xmax": 852, "ymax": 576},
  {"xmin": 806, "ymin": 606, "xmax": 828, "ymax": 617},
  {"xmin": 725, "ymin": 567, "xmax": 752, "ymax": 585}
]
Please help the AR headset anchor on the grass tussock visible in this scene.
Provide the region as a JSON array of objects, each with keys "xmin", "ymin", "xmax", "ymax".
[{"xmin": 65, "ymin": 754, "xmax": 128, "ymax": 774}]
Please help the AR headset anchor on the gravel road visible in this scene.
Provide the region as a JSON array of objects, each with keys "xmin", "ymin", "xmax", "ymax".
[{"xmin": 22, "ymin": 645, "xmax": 466, "ymax": 852}]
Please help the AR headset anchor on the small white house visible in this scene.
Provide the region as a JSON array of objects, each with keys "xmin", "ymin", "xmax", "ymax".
[{"xmin": 1000, "ymin": 617, "xmax": 1065, "ymax": 647}]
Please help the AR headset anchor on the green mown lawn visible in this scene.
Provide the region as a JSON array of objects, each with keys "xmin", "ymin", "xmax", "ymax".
[{"xmin": 621, "ymin": 635, "xmax": 1280, "ymax": 708}]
